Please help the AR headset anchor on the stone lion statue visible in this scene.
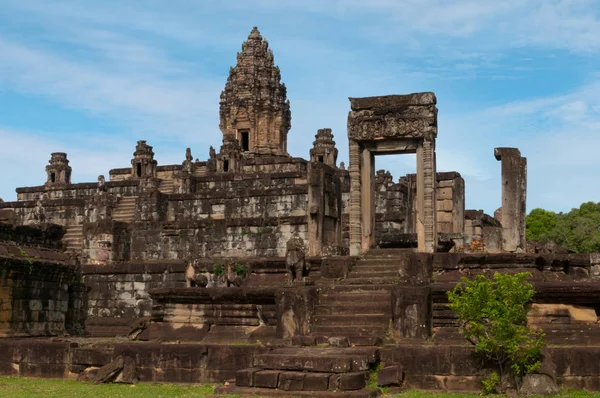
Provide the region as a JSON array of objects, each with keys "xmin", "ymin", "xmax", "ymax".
[{"xmin": 285, "ymin": 235, "xmax": 309, "ymax": 283}]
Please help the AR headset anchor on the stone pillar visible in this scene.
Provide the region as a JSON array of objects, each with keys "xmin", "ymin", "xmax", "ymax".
[
  {"xmin": 360, "ymin": 147, "xmax": 375, "ymax": 253},
  {"xmin": 349, "ymin": 141, "xmax": 362, "ymax": 256},
  {"xmin": 494, "ymin": 147, "xmax": 527, "ymax": 252},
  {"xmin": 307, "ymin": 163, "xmax": 323, "ymax": 256},
  {"xmin": 452, "ymin": 175, "xmax": 465, "ymax": 234},
  {"xmin": 416, "ymin": 141, "xmax": 437, "ymax": 253}
]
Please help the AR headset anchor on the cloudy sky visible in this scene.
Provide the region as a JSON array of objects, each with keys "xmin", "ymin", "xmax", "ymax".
[{"xmin": 1, "ymin": 0, "xmax": 599, "ymax": 214}]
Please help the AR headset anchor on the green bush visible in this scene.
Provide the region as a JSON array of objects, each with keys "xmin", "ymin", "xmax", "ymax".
[
  {"xmin": 447, "ymin": 272, "xmax": 545, "ymax": 393},
  {"xmin": 213, "ymin": 264, "xmax": 224, "ymax": 277}
]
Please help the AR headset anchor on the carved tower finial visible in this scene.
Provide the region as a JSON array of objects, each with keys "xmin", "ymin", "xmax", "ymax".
[
  {"xmin": 131, "ymin": 140, "xmax": 157, "ymax": 179},
  {"xmin": 310, "ymin": 128, "xmax": 338, "ymax": 167},
  {"xmin": 219, "ymin": 27, "xmax": 291, "ymax": 157},
  {"xmin": 45, "ymin": 152, "xmax": 72, "ymax": 186}
]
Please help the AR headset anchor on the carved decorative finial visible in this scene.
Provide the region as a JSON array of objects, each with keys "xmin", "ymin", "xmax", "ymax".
[
  {"xmin": 310, "ymin": 128, "xmax": 338, "ymax": 167},
  {"xmin": 185, "ymin": 147, "xmax": 193, "ymax": 162},
  {"xmin": 249, "ymin": 26, "xmax": 262, "ymax": 40}
]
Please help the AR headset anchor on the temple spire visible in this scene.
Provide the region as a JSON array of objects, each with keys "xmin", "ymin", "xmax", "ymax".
[{"xmin": 219, "ymin": 27, "xmax": 291, "ymax": 157}]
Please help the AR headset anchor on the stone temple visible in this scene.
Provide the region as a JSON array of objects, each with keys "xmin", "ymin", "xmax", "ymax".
[{"xmin": 0, "ymin": 27, "xmax": 599, "ymax": 395}]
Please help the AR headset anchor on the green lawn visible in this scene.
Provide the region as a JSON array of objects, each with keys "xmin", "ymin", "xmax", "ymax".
[
  {"xmin": 0, "ymin": 377, "xmax": 216, "ymax": 398},
  {"xmin": 0, "ymin": 377, "xmax": 598, "ymax": 397}
]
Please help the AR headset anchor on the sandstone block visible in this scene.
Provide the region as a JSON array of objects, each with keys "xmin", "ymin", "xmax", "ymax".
[{"xmin": 378, "ymin": 365, "xmax": 403, "ymax": 387}]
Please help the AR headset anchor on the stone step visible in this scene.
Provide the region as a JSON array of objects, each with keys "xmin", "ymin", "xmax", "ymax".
[
  {"xmin": 216, "ymin": 385, "xmax": 380, "ymax": 397},
  {"xmin": 234, "ymin": 368, "xmax": 371, "ymax": 393},
  {"xmin": 113, "ymin": 210, "xmax": 135, "ymax": 215},
  {"xmin": 313, "ymin": 334, "xmax": 383, "ymax": 347},
  {"xmin": 337, "ymin": 278, "xmax": 397, "ymax": 285},
  {"xmin": 315, "ymin": 303, "xmax": 391, "ymax": 316},
  {"xmin": 348, "ymin": 271, "xmax": 398, "ymax": 279},
  {"xmin": 319, "ymin": 285, "xmax": 393, "ymax": 294},
  {"xmin": 318, "ymin": 292, "xmax": 391, "ymax": 305},
  {"xmin": 113, "ymin": 206, "xmax": 136, "ymax": 211},
  {"xmin": 352, "ymin": 264, "xmax": 399, "ymax": 271},
  {"xmin": 112, "ymin": 197, "xmax": 137, "ymax": 223},
  {"xmin": 253, "ymin": 347, "xmax": 378, "ymax": 373},
  {"xmin": 364, "ymin": 248, "xmax": 414, "ymax": 257},
  {"xmin": 312, "ymin": 325, "xmax": 388, "ymax": 337},
  {"xmin": 314, "ymin": 314, "xmax": 390, "ymax": 327},
  {"xmin": 355, "ymin": 258, "xmax": 403, "ymax": 265}
]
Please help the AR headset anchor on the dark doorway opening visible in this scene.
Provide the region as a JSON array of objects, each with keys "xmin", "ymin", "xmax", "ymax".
[
  {"xmin": 223, "ymin": 159, "xmax": 229, "ymax": 172},
  {"xmin": 136, "ymin": 164, "xmax": 142, "ymax": 177},
  {"xmin": 240, "ymin": 131, "xmax": 249, "ymax": 152},
  {"xmin": 318, "ymin": 156, "xmax": 324, "ymax": 163},
  {"xmin": 50, "ymin": 173, "xmax": 56, "ymax": 183}
]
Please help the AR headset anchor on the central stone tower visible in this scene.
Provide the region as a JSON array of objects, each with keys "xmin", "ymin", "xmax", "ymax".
[{"xmin": 219, "ymin": 27, "xmax": 292, "ymax": 157}]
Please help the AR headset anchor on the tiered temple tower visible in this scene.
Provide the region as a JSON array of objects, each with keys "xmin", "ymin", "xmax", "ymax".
[
  {"xmin": 45, "ymin": 152, "xmax": 72, "ymax": 186},
  {"xmin": 219, "ymin": 27, "xmax": 291, "ymax": 157},
  {"xmin": 310, "ymin": 128, "xmax": 338, "ymax": 167}
]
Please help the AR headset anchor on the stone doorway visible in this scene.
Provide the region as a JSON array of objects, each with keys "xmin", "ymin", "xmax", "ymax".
[{"xmin": 347, "ymin": 93, "xmax": 439, "ymax": 255}]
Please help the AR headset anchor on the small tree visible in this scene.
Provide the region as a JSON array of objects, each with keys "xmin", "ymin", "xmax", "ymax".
[{"xmin": 447, "ymin": 272, "xmax": 545, "ymax": 393}]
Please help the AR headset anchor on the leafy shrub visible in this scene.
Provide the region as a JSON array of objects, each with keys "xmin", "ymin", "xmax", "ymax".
[{"xmin": 447, "ymin": 272, "xmax": 545, "ymax": 393}]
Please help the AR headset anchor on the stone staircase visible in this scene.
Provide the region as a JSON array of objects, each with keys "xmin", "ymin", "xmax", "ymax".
[
  {"xmin": 217, "ymin": 347, "xmax": 381, "ymax": 397},
  {"xmin": 112, "ymin": 196, "xmax": 137, "ymax": 223},
  {"xmin": 62, "ymin": 225, "xmax": 83, "ymax": 253},
  {"xmin": 157, "ymin": 178, "xmax": 174, "ymax": 194},
  {"xmin": 193, "ymin": 166, "xmax": 206, "ymax": 177},
  {"xmin": 312, "ymin": 287, "xmax": 392, "ymax": 346},
  {"xmin": 308, "ymin": 249, "xmax": 414, "ymax": 346}
]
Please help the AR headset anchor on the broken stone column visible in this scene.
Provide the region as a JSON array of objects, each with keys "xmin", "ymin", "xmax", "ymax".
[{"xmin": 494, "ymin": 147, "xmax": 527, "ymax": 252}]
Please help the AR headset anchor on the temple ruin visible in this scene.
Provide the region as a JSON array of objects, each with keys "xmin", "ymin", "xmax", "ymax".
[{"xmin": 1, "ymin": 27, "xmax": 600, "ymax": 396}]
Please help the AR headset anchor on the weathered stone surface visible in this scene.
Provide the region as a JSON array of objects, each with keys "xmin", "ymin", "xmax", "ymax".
[
  {"xmin": 254, "ymin": 370, "xmax": 280, "ymax": 388},
  {"xmin": 378, "ymin": 365, "xmax": 403, "ymax": 387},
  {"xmin": 236, "ymin": 367, "xmax": 261, "ymax": 387},
  {"xmin": 339, "ymin": 371, "xmax": 368, "ymax": 390},
  {"xmin": 303, "ymin": 372, "xmax": 331, "ymax": 391},
  {"xmin": 93, "ymin": 355, "xmax": 124, "ymax": 384},
  {"xmin": 278, "ymin": 371, "xmax": 305, "ymax": 391},
  {"xmin": 275, "ymin": 287, "xmax": 317, "ymax": 339},
  {"xmin": 348, "ymin": 93, "xmax": 437, "ymax": 141},
  {"xmin": 391, "ymin": 286, "xmax": 431, "ymax": 339},
  {"xmin": 520, "ymin": 374, "xmax": 560, "ymax": 395}
]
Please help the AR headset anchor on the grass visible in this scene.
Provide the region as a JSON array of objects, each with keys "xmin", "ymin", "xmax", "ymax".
[
  {"xmin": 0, "ymin": 377, "xmax": 598, "ymax": 398},
  {"xmin": 0, "ymin": 377, "xmax": 217, "ymax": 397},
  {"xmin": 386, "ymin": 392, "xmax": 600, "ymax": 398}
]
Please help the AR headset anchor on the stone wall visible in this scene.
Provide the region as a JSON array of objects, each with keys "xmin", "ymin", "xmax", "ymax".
[
  {"xmin": 0, "ymin": 340, "xmax": 269, "ymax": 382},
  {"xmin": 82, "ymin": 257, "xmax": 296, "ymax": 337},
  {"xmin": 0, "ymin": 244, "xmax": 85, "ymax": 337},
  {"xmin": 0, "ymin": 223, "xmax": 64, "ymax": 250},
  {"xmin": 14, "ymin": 181, "xmax": 138, "ymax": 202},
  {"xmin": 82, "ymin": 261, "xmax": 187, "ymax": 336}
]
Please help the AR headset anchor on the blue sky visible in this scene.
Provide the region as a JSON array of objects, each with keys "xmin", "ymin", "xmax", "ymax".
[{"xmin": 1, "ymin": 0, "xmax": 599, "ymax": 214}]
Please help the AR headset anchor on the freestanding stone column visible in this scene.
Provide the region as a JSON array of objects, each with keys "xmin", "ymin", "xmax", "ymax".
[
  {"xmin": 349, "ymin": 140, "xmax": 362, "ymax": 256},
  {"xmin": 494, "ymin": 147, "xmax": 527, "ymax": 252}
]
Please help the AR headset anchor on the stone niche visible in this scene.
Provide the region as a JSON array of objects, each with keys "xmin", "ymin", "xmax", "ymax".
[{"xmin": 347, "ymin": 92, "xmax": 438, "ymax": 254}]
